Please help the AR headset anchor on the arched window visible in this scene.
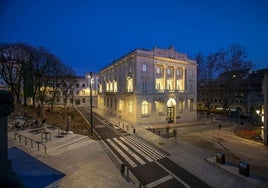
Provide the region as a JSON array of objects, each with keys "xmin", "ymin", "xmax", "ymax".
[{"xmin": 141, "ymin": 100, "xmax": 149, "ymax": 115}]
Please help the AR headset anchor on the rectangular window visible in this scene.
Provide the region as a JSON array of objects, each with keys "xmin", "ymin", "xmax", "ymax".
[
  {"xmin": 129, "ymin": 101, "xmax": 133, "ymax": 113},
  {"xmin": 167, "ymin": 68, "xmax": 171, "ymax": 75},
  {"xmin": 143, "ymin": 81, "xmax": 147, "ymax": 91},
  {"xmin": 119, "ymin": 100, "xmax": 124, "ymax": 111},
  {"xmin": 156, "ymin": 67, "xmax": 160, "ymax": 74},
  {"xmin": 141, "ymin": 101, "xmax": 149, "ymax": 115},
  {"xmin": 142, "ymin": 64, "xmax": 147, "ymax": 72},
  {"xmin": 157, "ymin": 102, "xmax": 164, "ymax": 114},
  {"xmin": 82, "ymin": 98, "xmax": 86, "ymax": 103},
  {"xmin": 178, "ymin": 101, "xmax": 183, "ymax": 111}
]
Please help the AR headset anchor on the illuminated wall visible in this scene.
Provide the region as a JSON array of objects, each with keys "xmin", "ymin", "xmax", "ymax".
[{"xmin": 98, "ymin": 46, "xmax": 197, "ymax": 125}]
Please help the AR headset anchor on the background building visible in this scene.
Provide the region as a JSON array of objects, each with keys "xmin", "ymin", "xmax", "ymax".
[
  {"xmin": 98, "ymin": 46, "xmax": 197, "ymax": 126},
  {"xmin": 197, "ymin": 69, "xmax": 264, "ymax": 119}
]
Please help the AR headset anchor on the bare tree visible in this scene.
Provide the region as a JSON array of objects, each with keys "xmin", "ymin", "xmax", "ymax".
[
  {"xmin": 0, "ymin": 43, "xmax": 33, "ymax": 104},
  {"xmin": 196, "ymin": 43, "xmax": 253, "ymax": 114}
]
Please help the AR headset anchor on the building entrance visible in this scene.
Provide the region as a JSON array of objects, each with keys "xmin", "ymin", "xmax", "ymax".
[
  {"xmin": 167, "ymin": 107, "xmax": 174, "ymax": 123},
  {"xmin": 167, "ymin": 97, "xmax": 176, "ymax": 123}
]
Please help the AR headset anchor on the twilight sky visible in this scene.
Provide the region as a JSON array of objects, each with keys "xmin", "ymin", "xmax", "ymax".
[{"xmin": 0, "ymin": 0, "xmax": 267, "ymax": 75}]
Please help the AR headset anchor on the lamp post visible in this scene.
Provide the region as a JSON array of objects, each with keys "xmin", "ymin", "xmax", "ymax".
[{"xmin": 89, "ymin": 72, "xmax": 93, "ymax": 135}]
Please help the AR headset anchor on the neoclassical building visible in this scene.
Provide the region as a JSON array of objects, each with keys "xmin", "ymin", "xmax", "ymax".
[{"xmin": 98, "ymin": 46, "xmax": 197, "ymax": 125}]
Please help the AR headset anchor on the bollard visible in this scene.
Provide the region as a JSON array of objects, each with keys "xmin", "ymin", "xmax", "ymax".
[
  {"xmin": 216, "ymin": 152, "xmax": 225, "ymax": 164},
  {"xmin": 120, "ymin": 164, "xmax": 125, "ymax": 174},
  {"xmin": 239, "ymin": 161, "xmax": 250, "ymax": 176},
  {"xmin": 133, "ymin": 128, "xmax": 136, "ymax": 134}
]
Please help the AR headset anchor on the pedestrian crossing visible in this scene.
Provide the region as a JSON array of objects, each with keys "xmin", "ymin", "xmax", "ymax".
[{"xmin": 106, "ymin": 135, "xmax": 165, "ymax": 168}]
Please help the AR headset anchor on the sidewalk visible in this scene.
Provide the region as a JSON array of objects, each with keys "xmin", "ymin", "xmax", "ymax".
[
  {"xmin": 8, "ymin": 127, "xmax": 137, "ymax": 188},
  {"xmin": 94, "ymin": 108, "xmax": 268, "ymax": 188}
]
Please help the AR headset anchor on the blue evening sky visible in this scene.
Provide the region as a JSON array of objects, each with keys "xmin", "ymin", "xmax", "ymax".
[{"xmin": 0, "ymin": 0, "xmax": 267, "ymax": 75}]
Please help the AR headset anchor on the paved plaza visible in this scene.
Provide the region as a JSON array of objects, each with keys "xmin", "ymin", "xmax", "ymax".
[{"xmin": 7, "ymin": 111, "xmax": 268, "ymax": 188}]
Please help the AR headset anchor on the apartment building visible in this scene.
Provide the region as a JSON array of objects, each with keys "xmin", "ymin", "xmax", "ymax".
[
  {"xmin": 53, "ymin": 73, "xmax": 99, "ymax": 107},
  {"xmin": 98, "ymin": 46, "xmax": 197, "ymax": 126}
]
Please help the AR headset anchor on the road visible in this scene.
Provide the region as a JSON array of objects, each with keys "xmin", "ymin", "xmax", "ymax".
[{"xmin": 77, "ymin": 107, "xmax": 210, "ymax": 188}]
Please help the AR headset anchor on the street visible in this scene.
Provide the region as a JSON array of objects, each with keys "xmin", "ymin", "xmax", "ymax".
[{"xmin": 77, "ymin": 107, "xmax": 210, "ymax": 188}]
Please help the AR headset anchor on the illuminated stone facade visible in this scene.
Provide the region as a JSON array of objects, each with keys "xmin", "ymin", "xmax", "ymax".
[{"xmin": 98, "ymin": 46, "xmax": 197, "ymax": 125}]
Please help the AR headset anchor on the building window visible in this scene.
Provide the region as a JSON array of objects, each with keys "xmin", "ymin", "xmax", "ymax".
[
  {"xmin": 82, "ymin": 98, "xmax": 86, "ymax": 103},
  {"xmin": 82, "ymin": 90, "xmax": 85, "ymax": 95},
  {"xmin": 142, "ymin": 64, "xmax": 147, "ymax": 72},
  {"xmin": 156, "ymin": 102, "xmax": 164, "ymax": 114},
  {"xmin": 141, "ymin": 100, "xmax": 149, "ymax": 115},
  {"xmin": 143, "ymin": 80, "xmax": 147, "ymax": 91},
  {"xmin": 76, "ymin": 83, "xmax": 79, "ymax": 88},
  {"xmin": 113, "ymin": 81, "xmax": 117, "ymax": 92},
  {"xmin": 82, "ymin": 83, "xmax": 85, "ymax": 88},
  {"xmin": 156, "ymin": 67, "xmax": 161, "ymax": 74},
  {"xmin": 167, "ymin": 68, "xmax": 171, "ymax": 75},
  {"xmin": 176, "ymin": 79, "xmax": 183, "ymax": 90},
  {"xmin": 167, "ymin": 80, "xmax": 173, "ymax": 90},
  {"xmin": 99, "ymin": 84, "xmax": 103, "ymax": 93},
  {"xmin": 178, "ymin": 100, "xmax": 183, "ymax": 111},
  {"xmin": 155, "ymin": 78, "xmax": 164, "ymax": 90},
  {"xmin": 129, "ymin": 101, "xmax": 133, "ymax": 113},
  {"xmin": 119, "ymin": 100, "xmax": 124, "ymax": 111},
  {"xmin": 127, "ymin": 77, "xmax": 133, "ymax": 92}
]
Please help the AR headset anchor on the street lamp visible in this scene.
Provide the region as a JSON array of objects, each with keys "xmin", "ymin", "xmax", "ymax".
[{"xmin": 88, "ymin": 72, "xmax": 93, "ymax": 135}]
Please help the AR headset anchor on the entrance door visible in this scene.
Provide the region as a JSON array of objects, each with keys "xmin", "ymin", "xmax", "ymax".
[{"xmin": 167, "ymin": 107, "xmax": 174, "ymax": 123}]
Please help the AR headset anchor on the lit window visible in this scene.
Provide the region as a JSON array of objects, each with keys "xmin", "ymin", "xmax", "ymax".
[
  {"xmin": 167, "ymin": 80, "xmax": 173, "ymax": 90},
  {"xmin": 113, "ymin": 81, "xmax": 117, "ymax": 92},
  {"xmin": 142, "ymin": 64, "xmax": 147, "ymax": 72},
  {"xmin": 127, "ymin": 77, "xmax": 133, "ymax": 92},
  {"xmin": 176, "ymin": 79, "xmax": 183, "ymax": 90},
  {"xmin": 157, "ymin": 102, "xmax": 164, "ymax": 113},
  {"xmin": 156, "ymin": 82, "xmax": 161, "ymax": 90},
  {"xmin": 119, "ymin": 100, "xmax": 124, "ymax": 111},
  {"xmin": 142, "ymin": 100, "xmax": 149, "ymax": 115},
  {"xmin": 129, "ymin": 101, "xmax": 133, "ymax": 113}
]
